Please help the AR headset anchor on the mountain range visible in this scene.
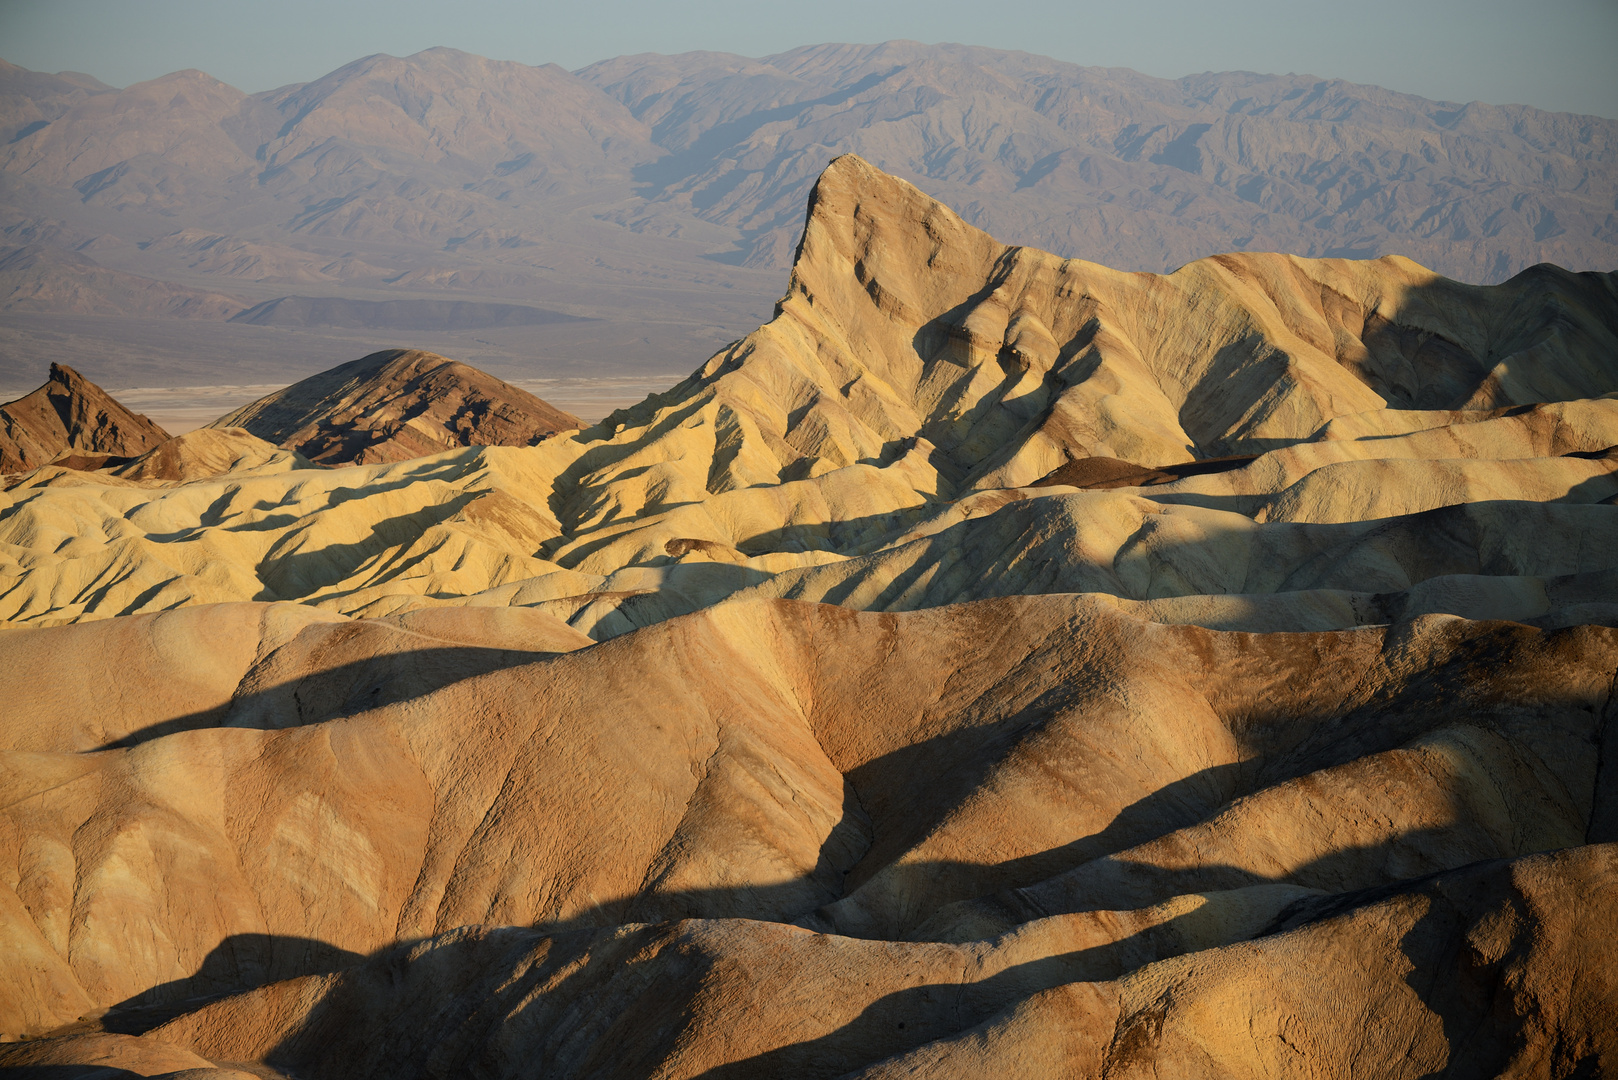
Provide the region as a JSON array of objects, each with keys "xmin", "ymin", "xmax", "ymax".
[{"xmin": 1, "ymin": 43, "xmax": 1614, "ymax": 394}]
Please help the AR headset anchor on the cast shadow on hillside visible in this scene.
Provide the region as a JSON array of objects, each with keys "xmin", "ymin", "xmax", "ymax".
[
  {"xmin": 1137, "ymin": 460, "xmax": 1618, "ymax": 520},
  {"xmin": 86, "ymin": 831, "xmax": 1540, "ymax": 1079},
  {"xmin": 696, "ymin": 835, "xmax": 1572, "ymax": 1080},
  {"xmin": 92, "ymin": 641, "xmax": 572, "ymax": 751},
  {"xmin": 99, "ymin": 934, "xmax": 364, "ymax": 1036},
  {"xmin": 77, "ymin": 620, "xmax": 1605, "ymax": 1062},
  {"xmin": 74, "ymin": 751, "xmax": 1246, "ymax": 1034},
  {"xmin": 92, "ymin": 505, "xmax": 1612, "ymax": 755}
]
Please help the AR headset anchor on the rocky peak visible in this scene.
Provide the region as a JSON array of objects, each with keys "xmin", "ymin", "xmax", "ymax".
[
  {"xmin": 0, "ymin": 362, "xmax": 170, "ymax": 473},
  {"xmin": 209, "ymin": 348, "xmax": 584, "ymax": 466}
]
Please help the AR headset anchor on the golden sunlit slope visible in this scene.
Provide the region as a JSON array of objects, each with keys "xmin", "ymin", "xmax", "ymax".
[
  {"xmin": 0, "ymin": 156, "xmax": 1615, "ymax": 1077},
  {"xmin": 1, "ymin": 157, "xmax": 1615, "ymax": 632},
  {"xmin": 0, "ymin": 596, "xmax": 1613, "ymax": 1074}
]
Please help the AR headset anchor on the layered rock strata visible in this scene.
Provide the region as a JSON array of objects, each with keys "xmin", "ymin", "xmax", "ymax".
[
  {"xmin": 208, "ymin": 348, "xmax": 584, "ymax": 466},
  {"xmin": 0, "ymin": 361, "xmax": 170, "ymax": 473}
]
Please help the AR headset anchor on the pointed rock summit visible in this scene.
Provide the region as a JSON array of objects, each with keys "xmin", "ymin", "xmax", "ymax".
[
  {"xmin": 687, "ymin": 153, "xmax": 1618, "ymax": 493},
  {"xmin": 0, "ymin": 362, "xmax": 170, "ymax": 473},
  {"xmin": 209, "ymin": 348, "xmax": 584, "ymax": 466}
]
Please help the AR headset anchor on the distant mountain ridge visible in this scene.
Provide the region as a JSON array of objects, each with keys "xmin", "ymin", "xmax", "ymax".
[
  {"xmin": 0, "ymin": 43, "xmax": 1614, "ymax": 389},
  {"xmin": 228, "ymin": 295, "xmax": 592, "ymax": 331},
  {"xmin": 2, "ymin": 43, "xmax": 1612, "ymax": 282},
  {"xmin": 579, "ymin": 42, "xmax": 1618, "ymax": 277},
  {"xmin": 0, "ymin": 242, "xmax": 249, "ymax": 318}
]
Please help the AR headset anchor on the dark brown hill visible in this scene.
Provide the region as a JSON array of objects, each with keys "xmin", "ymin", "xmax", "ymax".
[
  {"xmin": 0, "ymin": 361, "xmax": 169, "ymax": 472},
  {"xmin": 208, "ymin": 348, "xmax": 584, "ymax": 466}
]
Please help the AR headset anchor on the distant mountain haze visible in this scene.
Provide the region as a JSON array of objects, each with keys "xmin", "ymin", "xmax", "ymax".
[
  {"xmin": 228, "ymin": 296, "xmax": 592, "ymax": 331},
  {"xmin": 0, "ymin": 43, "xmax": 1613, "ymax": 389}
]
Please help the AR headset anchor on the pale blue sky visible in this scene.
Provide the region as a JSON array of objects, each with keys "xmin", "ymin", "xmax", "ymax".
[{"xmin": 2, "ymin": 0, "xmax": 1616, "ymax": 118}]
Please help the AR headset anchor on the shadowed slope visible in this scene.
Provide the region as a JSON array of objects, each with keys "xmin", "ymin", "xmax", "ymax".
[{"xmin": 105, "ymin": 847, "xmax": 1609, "ymax": 1080}]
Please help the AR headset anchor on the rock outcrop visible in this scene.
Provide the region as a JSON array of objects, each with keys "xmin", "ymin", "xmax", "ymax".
[
  {"xmin": 2, "ymin": 157, "xmax": 1612, "ymax": 628},
  {"xmin": 208, "ymin": 348, "xmax": 584, "ymax": 466},
  {"xmin": 0, "ymin": 597, "xmax": 1613, "ymax": 1076},
  {"xmin": 0, "ymin": 157, "xmax": 1614, "ymax": 1076},
  {"xmin": 0, "ymin": 361, "xmax": 170, "ymax": 472}
]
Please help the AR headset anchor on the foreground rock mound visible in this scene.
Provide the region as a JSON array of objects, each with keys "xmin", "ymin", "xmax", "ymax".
[
  {"xmin": 0, "ymin": 157, "xmax": 1614, "ymax": 1075},
  {"xmin": 0, "ymin": 361, "xmax": 169, "ymax": 472},
  {"xmin": 0, "ymin": 597, "xmax": 1613, "ymax": 1075},
  {"xmin": 209, "ymin": 348, "xmax": 583, "ymax": 465}
]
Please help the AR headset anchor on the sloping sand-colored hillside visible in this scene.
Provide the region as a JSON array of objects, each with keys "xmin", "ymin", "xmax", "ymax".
[{"xmin": 0, "ymin": 156, "xmax": 1614, "ymax": 1077}]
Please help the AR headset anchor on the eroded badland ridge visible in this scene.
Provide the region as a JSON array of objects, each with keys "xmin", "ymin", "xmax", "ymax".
[
  {"xmin": 1, "ymin": 43, "xmax": 1615, "ymax": 389},
  {"xmin": 0, "ymin": 361, "xmax": 170, "ymax": 472},
  {"xmin": 0, "ymin": 156, "xmax": 1615, "ymax": 1076}
]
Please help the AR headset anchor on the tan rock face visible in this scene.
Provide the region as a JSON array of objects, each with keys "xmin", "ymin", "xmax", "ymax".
[
  {"xmin": 208, "ymin": 348, "xmax": 584, "ymax": 466},
  {"xmin": 108, "ymin": 427, "xmax": 315, "ymax": 482},
  {"xmin": 0, "ymin": 598, "xmax": 1613, "ymax": 1075},
  {"xmin": 2, "ymin": 157, "xmax": 1614, "ymax": 629},
  {"xmin": 0, "ymin": 361, "xmax": 170, "ymax": 473},
  {"xmin": 0, "ymin": 156, "xmax": 1614, "ymax": 1076}
]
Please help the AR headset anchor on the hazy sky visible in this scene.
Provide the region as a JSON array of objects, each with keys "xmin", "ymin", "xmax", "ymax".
[{"xmin": 2, "ymin": 0, "xmax": 1616, "ymax": 118}]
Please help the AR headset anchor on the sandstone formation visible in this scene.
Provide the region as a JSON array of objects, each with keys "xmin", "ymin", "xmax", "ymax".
[
  {"xmin": 208, "ymin": 348, "xmax": 584, "ymax": 466},
  {"xmin": 108, "ymin": 427, "xmax": 315, "ymax": 483},
  {"xmin": 0, "ymin": 157, "xmax": 1613, "ymax": 1076},
  {"xmin": 0, "ymin": 361, "xmax": 170, "ymax": 473},
  {"xmin": 2, "ymin": 157, "xmax": 1613, "ymax": 627}
]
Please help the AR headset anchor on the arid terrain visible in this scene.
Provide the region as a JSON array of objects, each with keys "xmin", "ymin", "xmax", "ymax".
[
  {"xmin": 2, "ymin": 42, "xmax": 1615, "ymax": 407},
  {"xmin": 0, "ymin": 155, "xmax": 1615, "ymax": 1077}
]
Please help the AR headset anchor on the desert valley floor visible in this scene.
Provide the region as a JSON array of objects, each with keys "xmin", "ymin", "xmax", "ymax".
[{"xmin": 0, "ymin": 156, "xmax": 1615, "ymax": 1077}]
